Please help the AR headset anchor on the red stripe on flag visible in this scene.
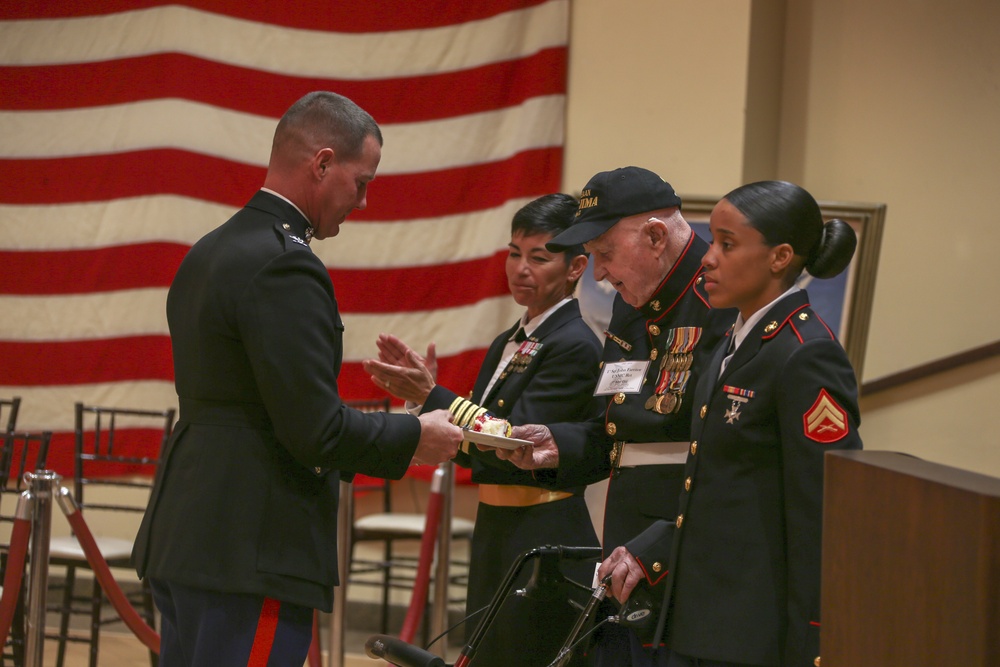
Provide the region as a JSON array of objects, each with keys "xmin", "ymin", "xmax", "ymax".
[
  {"xmin": 0, "ymin": 48, "xmax": 567, "ymax": 123},
  {"xmin": 330, "ymin": 252, "xmax": 509, "ymax": 313},
  {"xmin": 0, "ymin": 0, "xmax": 552, "ymax": 32},
  {"xmin": 0, "ymin": 244, "xmax": 189, "ymax": 295},
  {"xmin": 0, "ymin": 246, "xmax": 509, "ymax": 311},
  {"xmin": 0, "ymin": 337, "xmax": 174, "ymax": 386},
  {"xmin": 0, "ymin": 337, "xmax": 490, "ymax": 394},
  {"xmin": 0, "ymin": 147, "xmax": 563, "ymax": 217},
  {"xmin": 247, "ymin": 597, "xmax": 281, "ymax": 667},
  {"xmin": 0, "ymin": 151, "xmax": 262, "ymax": 207}
]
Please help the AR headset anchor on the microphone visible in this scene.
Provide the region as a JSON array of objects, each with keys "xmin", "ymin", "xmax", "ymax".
[{"xmin": 364, "ymin": 634, "xmax": 446, "ymax": 667}]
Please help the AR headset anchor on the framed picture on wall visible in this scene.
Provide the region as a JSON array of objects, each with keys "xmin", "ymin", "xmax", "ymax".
[{"xmin": 577, "ymin": 196, "xmax": 886, "ymax": 380}]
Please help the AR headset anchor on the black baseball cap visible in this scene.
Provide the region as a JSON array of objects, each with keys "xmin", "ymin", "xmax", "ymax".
[{"xmin": 546, "ymin": 167, "xmax": 682, "ymax": 251}]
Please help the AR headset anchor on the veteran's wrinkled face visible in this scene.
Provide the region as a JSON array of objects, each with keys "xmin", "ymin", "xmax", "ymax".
[{"xmin": 584, "ymin": 214, "xmax": 664, "ymax": 308}]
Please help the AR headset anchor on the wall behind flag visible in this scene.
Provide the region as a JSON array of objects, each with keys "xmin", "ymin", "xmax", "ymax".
[{"xmin": 0, "ymin": 0, "xmax": 570, "ymax": 472}]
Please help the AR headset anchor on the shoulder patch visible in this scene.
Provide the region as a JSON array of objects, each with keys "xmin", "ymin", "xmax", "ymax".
[{"xmin": 803, "ymin": 388, "xmax": 849, "ymax": 443}]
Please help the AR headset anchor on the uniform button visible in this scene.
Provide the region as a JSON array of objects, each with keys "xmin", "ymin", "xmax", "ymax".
[
  {"xmin": 606, "ymin": 422, "xmax": 617, "ymax": 436},
  {"xmin": 648, "ymin": 324, "xmax": 660, "ymax": 336},
  {"xmin": 696, "ymin": 275, "xmax": 704, "ymax": 285},
  {"xmin": 650, "ymin": 348, "xmax": 658, "ymax": 361},
  {"xmin": 700, "ymin": 404, "xmax": 707, "ymax": 419},
  {"xmin": 498, "ymin": 399, "xmax": 505, "ymax": 407},
  {"xmin": 690, "ymin": 441, "xmax": 698, "ymax": 455},
  {"xmin": 283, "ymin": 223, "xmax": 291, "ymax": 230},
  {"xmin": 684, "ymin": 477, "xmax": 692, "ymax": 492},
  {"xmin": 314, "ymin": 467, "xmax": 322, "ymax": 474},
  {"xmin": 652, "ymin": 562, "xmax": 662, "ymax": 573},
  {"xmin": 675, "ymin": 514, "xmax": 684, "ymax": 528},
  {"xmin": 614, "ymin": 392, "xmax": 626, "ymax": 404},
  {"xmin": 599, "ymin": 361, "xmax": 604, "ymax": 369},
  {"xmin": 799, "ymin": 312, "xmax": 810, "ymax": 321}
]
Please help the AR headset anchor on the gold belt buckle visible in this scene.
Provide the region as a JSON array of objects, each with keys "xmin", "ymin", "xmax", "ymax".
[{"xmin": 610, "ymin": 441, "xmax": 625, "ymax": 469}]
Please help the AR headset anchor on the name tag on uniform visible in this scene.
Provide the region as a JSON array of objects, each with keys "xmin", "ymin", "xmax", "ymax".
[{"xmin": 594, "ymin": 361, "xmax": 649, "ymax": 395}]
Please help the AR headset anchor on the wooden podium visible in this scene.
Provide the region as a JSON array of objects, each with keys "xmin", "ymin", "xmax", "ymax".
[{"xmin": 821, "ymin": 450, "xmax": 1000, "ymax": 666}]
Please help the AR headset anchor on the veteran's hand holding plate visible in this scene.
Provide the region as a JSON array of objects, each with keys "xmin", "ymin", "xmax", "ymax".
[
  {"xmin": 462, "ymin": 427, "xmax": 532, "ymax": 451},
  {"xmin": 492, "ymin": 423, "xmax": 559, "ymax": 469}
]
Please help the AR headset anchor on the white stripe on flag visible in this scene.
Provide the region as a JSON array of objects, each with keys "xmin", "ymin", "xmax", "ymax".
[{"xmin": 0, "ymin": 95, "xmax": 565, "ymax": 171}]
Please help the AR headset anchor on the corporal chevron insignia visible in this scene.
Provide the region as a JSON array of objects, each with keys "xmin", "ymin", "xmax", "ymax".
[{"xmin": 803, "ymin": 388, "xmax": 849, "ymax": 443}]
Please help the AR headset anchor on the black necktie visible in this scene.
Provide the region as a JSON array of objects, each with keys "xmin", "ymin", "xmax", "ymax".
[
  {"xmin": 513, "ymin": 327, "xmax": 527, "ymax": 343},
  {"xmin": 720, "ymin": 334, "xmax": 736, "ymax": 376}
]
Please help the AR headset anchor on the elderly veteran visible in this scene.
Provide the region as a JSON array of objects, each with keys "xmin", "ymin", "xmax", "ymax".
[{"xmin": 499, "ymin": 167, "xmax": 732, "ymax": 667}]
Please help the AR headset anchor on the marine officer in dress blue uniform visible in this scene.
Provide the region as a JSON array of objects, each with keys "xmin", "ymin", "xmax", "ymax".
[{"xmin": 133, "ymin": 92, "xmax": 462, "ymax": 667}]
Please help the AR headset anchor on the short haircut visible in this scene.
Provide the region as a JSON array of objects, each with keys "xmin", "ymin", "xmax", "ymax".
[
  {"xmin": 511, "ymin": 193, "xmax": 585, "ymax": 260},
  {"xmin": 275, "ymin": 91, "xmax": 382, "ymax": 162}
]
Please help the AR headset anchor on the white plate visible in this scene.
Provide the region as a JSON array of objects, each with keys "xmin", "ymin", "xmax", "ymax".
[{"xmin": 462, "ymin": 428, "xmax": 532, "ymax": 450}]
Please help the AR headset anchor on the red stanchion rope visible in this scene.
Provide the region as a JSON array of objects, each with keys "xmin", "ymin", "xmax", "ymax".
[
  {"xmin": 308, "ymin": 610, "xmax": 322, "ymax": 667},
  {"xmin": 60, "ymin": 501, "xmax": 160, "ymax": 654},
  {"xmin": 0, "ymin": 516, "xmax": 32, "ymax": 647},
  {"xmin": 398, "ymin": 467, "xmax": 447, "ymax": 644}
]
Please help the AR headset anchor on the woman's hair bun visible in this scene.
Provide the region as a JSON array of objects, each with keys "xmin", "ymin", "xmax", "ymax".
[{"xmin": 806, "ymin": 219, "xmax": 857, "ymax": 279}]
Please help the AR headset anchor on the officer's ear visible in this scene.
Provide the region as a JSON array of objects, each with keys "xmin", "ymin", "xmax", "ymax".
[{"xmin": 313, "ymin": 147, "xmax": 335, "ymax": 179}]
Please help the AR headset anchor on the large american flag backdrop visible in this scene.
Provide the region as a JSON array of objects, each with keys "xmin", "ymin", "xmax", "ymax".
[{"xmin": 0, "ymin": 0, "xmax": 569, "ymax": 475}]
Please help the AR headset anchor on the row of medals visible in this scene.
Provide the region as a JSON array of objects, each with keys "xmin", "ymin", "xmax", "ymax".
[{"xmin": 644, "ymin": 327, "xmax": 698, "ymax": 415}]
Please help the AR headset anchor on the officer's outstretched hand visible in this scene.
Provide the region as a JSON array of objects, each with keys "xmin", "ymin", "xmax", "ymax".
[
  {"xmin": 597, "ymin": 546, "xmax": 644, "ymax": 603},
  {"xmin": 493, "ymin": 424, "xmax": 559, "ymax": 469},
  {"xmin": 412, "ymin": 409, "xmax": 462, "ymax": 465}
]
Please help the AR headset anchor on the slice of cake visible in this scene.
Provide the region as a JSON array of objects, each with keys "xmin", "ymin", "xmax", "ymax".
[{"xmin": 471, "ymin": 413, "xmax": 512, "ymax": 438}]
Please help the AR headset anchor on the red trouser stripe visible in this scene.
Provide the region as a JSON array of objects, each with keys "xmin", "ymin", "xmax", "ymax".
[{"xmin": 247, "ymin": 597, "xmax": 282, "ymax": 666}]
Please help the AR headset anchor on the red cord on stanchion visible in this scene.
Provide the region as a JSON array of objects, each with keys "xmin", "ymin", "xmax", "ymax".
[
  {"xmin": 308, "ymin": 610, "xmax": 322, "ymax": 667},
  {"xmin": 0, "ymin": 499, "xmax": 33, "ymax": 648},
  {"xmin": 55, "ymin": 486, "xmax": 160, "ymax": 654},
  {"xmin": 398, "ymin": 465, "xmax": 447, "ymax": 644}
]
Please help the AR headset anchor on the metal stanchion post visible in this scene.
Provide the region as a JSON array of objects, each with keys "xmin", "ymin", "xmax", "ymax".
[
  {"xmin": 329, "ymin": 479, "xmax": 353, "ymax": 667},
  {"xmin": 431, "ymin": 461, "xmax": 454, "ymax": 658},
  {"xmin": 24, "ymin": 470, "xmax": 60, "ymax": 667}
]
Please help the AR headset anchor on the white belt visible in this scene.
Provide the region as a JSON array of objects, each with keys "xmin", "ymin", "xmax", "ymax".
[{"xmin": 614, "ymin": 441, "xmax": 689, "ymax": 467}]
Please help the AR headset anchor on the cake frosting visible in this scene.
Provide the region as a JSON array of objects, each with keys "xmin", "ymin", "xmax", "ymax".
[{"xmin": 472, "ymin": 414, "xmax": 512, "ymax": 438}]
